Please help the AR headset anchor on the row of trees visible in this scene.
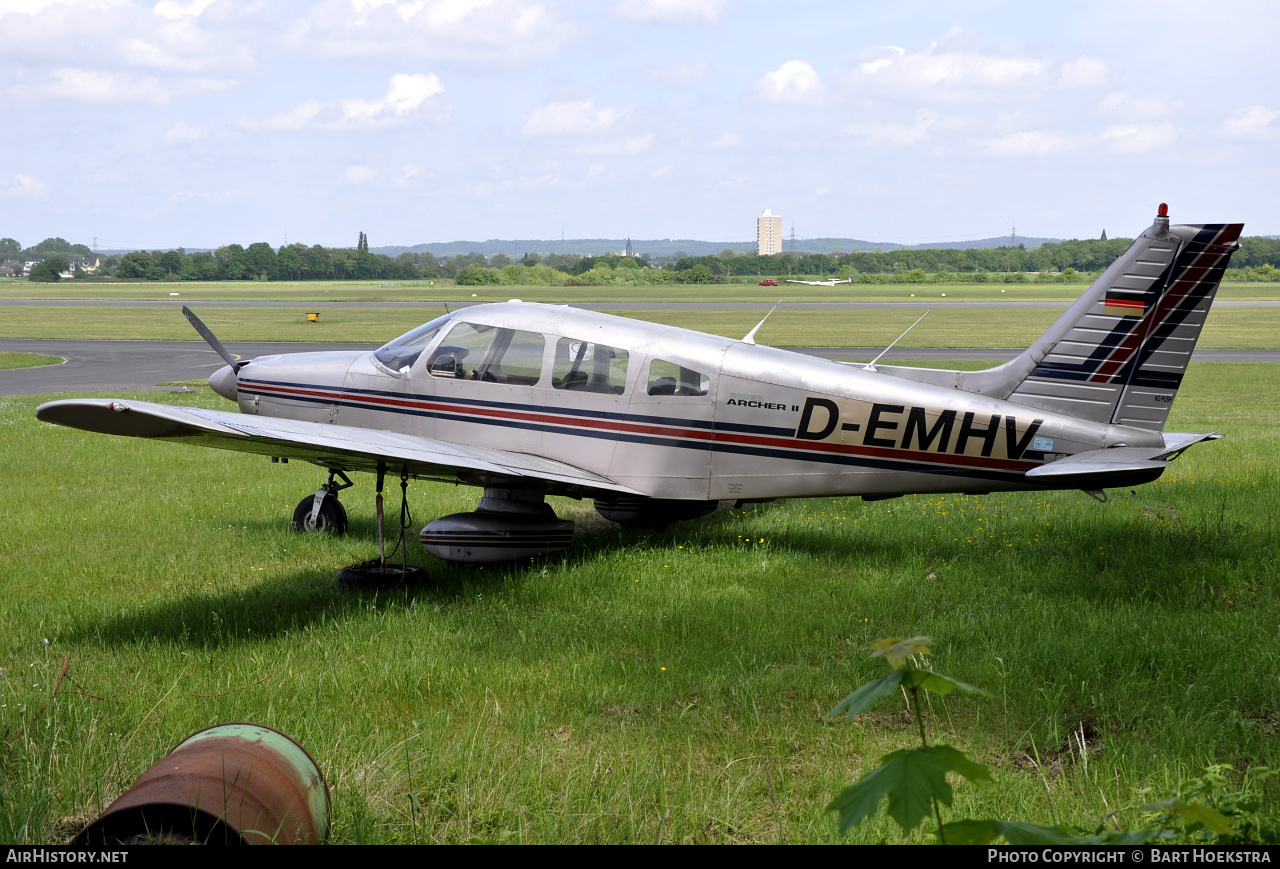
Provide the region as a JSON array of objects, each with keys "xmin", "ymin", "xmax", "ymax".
[
  {"xmin": 6, "ymin": 234, "xmax": 1280, "ymax": 283},
  {"xmin": 0, "ymin": 237, "xmax": 93, "ymax": 260}
]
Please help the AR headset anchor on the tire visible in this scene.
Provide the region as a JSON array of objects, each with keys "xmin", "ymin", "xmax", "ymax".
[
  {"xmin": 292, "ymin": 494, "xmax": 348, "ymax": 534},
  {"xmin": 338, "ymin": 559, "xmax": 429, "ymax": 590}
]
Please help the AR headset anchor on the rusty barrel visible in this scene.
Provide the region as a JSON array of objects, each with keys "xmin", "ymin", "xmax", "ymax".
[{"xmin": 75, "ymin": 723, "xmax": 330, "ymax": 845}]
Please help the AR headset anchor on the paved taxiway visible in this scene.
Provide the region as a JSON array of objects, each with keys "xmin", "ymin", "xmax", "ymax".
[{"xmin": 4, "ymin": 338, "xmax": 1278, "ymax": 396}]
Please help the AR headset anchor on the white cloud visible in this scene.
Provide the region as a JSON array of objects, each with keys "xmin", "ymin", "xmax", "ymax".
[
  {"xmin": 161, "ymin": 120, "xmax": 203, "ymax": 144},
  {"xmin": 1220, "ymin": 106, "xmax": 1278, "ymax": 139},
  {"xmin": 707, "ymin": 132, "xmax": 741, "ymax": 149},
  {"xmin": 758, "ymin": 60, "xmax": 821, "ymax": 105},
  {"xmin": 1058, "ymin": 56, "xmax": 1106, "ymax": 88},
  {"xmin": 244, "ymin": 74, "xmax": 446, "ymax": 132},
  {"xmin": 1102, "ymin": 123, "xmax": 1176, "ymax": 153},
  {"xmin": 844, "ymin": 110, "xmax": 938, "ymax": 147},
  {"xmin": 648, "ymin": 61, "xmax": 712, "ymax": 86},
  {"xmin": 152, "ymin": 0, "xmax": 214, "ymax": 20},
  {"xmin": 338, "ymin": 73, "xmax": 445, "ymax": 123},
  {"xmin": 982, "ymin": 130, "xmax": 1067, "ymax": 156},
  {"xmin": 396, "ymin": 164, "xmax": 422, "ymax": 185},
  {"xmin": 514, "ymin": 173, "xmax": 561, "ymax": 190},
  {"xmin": 523, "ymin": 99, "xmax": 624, "ymax": 136},
  {"xmin": 650, "ymin": 165, "xmax": 673, "ymax": 178},
  {"xmin": 14, "ymin": 68, "xmax": 233, "ymax": 104},
  {"xmin": 0, "ymin": 0, "xmax": 128, "ymax": 16},
  {"xmin": 1099, "ymin": 92, "xmax": 1177, "ymax": 118},
  {"xmin": 2, "ymin": 174, "xmax": 50, "ymax": 199},
  {"xmin": 344, "ymin": 165, "xmax": 379, "ymax": 184},
  {"xmin": 293, "ymin": 0, "xmax": 572, "ymax": 66},
  {"xmin": 1, "ymin": 1, "xmax": 253, "ymax": 74},
  {"xmin": 614, "ymin": 0, "xmax": 727, "ymax": 26},
  {"xmin": 848, "ymin": 42, "xmax": 1050, "ymax": 102},
  {"xmin": 573, "ymin": 133, "xmax": 654, "ymax": 156}
]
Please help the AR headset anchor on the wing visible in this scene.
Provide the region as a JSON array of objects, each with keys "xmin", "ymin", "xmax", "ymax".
[
  {"xmin": 36, "ymin": 398, "xmax": 640, "ymax": 497},
  {"xmin": 785, "ymin": 279, "xmax": 818, "ymax": 285}
]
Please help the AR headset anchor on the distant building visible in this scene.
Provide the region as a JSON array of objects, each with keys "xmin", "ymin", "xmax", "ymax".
[
  {"xmin": 0, "ymin": 259, "xmax": 20, "ymax": 277},
  {"xmin": 625, "ymin": 238, "xmax": 634, "ymax": 257},
  {"xmin": 757, "ymin": 209, "xmax": 782, "ymax": 256},
  {"xmin": 22, "ymin": 258, "xmax": 44, "ymax": 276},
  {"xmin": 1100, "ymin": 229, "xmax": 1108, "ymax": 241},
  {"xmin": 66, "ymin": 256, "xmax": 101, "ymax": 276}
]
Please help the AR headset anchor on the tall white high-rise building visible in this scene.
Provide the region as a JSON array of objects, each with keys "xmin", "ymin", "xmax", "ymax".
[{"xmin": 757, "ymin": 209, "xmax": 782, "ymax": 256}]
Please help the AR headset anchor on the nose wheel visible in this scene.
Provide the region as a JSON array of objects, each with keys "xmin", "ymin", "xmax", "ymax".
[{"xmin": 292, "ymin": 469, "xmax": 352, "ymax": 534}]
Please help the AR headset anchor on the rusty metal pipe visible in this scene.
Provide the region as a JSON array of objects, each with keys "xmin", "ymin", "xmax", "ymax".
[{"xmin": 75, "ymin": 723, "xmax": 329, "ymax": 846}]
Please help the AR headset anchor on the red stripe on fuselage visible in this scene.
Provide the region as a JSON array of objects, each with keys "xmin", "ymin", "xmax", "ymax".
[{"xmin": 242, "ymin": 381, "xmax": 1039, "ymax": 474}]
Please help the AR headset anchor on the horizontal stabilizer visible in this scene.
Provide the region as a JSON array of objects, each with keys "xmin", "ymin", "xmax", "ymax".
[
  {"xmin": 1024, "ymin": 431, "xmax": 1220, "ymax": 481},
  {"xmin": 35, "ymin": 398, "xmax": 639, "ymax": 496}
]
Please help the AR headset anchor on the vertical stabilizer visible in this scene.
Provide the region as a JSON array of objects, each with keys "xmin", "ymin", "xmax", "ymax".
[
  {"xmin": 875, "ymin": 207, "xmax": 1243, "ymax": 432},
  {"xmin": 1006, "ymin": 215, "xmax": 1241, "ymax": 429}
]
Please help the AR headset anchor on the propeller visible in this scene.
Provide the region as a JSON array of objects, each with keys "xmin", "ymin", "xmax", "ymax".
[{"xmin": 182, "ymin": 305, "xmax": 245, "ymax": 371}]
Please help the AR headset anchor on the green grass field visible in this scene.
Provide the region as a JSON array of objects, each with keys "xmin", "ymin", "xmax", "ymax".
[
  {"xmin": 0, "ymin": 280, "xmax": 1275, "ymax": 304},
  {"xmin": 2, "ymin": 362, "xmax": 1277, "ymax": 844},
  {"xmin": 0, "ymin": 352, "xmax": 61, "ymax": 371},
  {"xmin": 0, "ymin": 303, "xmax": 1275, "ymax": 350}
]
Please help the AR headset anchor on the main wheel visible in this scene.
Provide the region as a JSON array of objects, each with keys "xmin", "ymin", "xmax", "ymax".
[
  {"xmin": 338, "ymin": 559, "xmax": 429, "ymax": 590},
  {"xmin": 292, "ymin": 494, "xmax": 348, "ymax": 534}
]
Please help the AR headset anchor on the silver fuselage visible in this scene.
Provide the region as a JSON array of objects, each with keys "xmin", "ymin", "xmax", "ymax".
[{"xmin": 222, "ymin": 303, "xmax": 1164, "ymax": 501}]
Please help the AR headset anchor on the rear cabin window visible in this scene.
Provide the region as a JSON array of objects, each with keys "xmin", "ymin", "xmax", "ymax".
[
  {"xmin": 427, "ymin": 322, "xmax": 545, "ymax": 386},
  {"xmin": 552, "ymin": 338, "xmax": 628, "ymax": 395},
  {"xmin": 647, "ymin": 359, "xmax": 709, "ymax": 396},
  {"xmin": 373, "ymin": 314, "xmax": 451, "ymax": 373}
]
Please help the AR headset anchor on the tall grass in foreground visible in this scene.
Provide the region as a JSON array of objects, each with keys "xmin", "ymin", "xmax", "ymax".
[{"xmin": 0, "ymin": 362, "xmax": 1277, "ymax": 843}]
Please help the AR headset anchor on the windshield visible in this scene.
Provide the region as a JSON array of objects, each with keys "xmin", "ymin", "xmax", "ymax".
[{"xmin": 373, "ymin": 314, "xmax": 451, "ymax": 373}]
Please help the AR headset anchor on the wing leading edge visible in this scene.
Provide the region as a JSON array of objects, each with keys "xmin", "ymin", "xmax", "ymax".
[{"xmin": 35, "ymin": 398, "xmax": 639, "ymax": 497}]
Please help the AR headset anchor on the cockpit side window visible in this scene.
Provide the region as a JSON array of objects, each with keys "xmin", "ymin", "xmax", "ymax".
[
  {"xmin": 427, "ymin": 322, "xmax": 545, "ymax": 386},
  {"xmin": 552, "ymin": 338, "xmax": 628, "ymax": 395},
  {"xmin": 647, "ymin": 359, "xmax": 709, "ymax": 396},
  {"xmin": 372, "ymin": 314, "xmax": 451, "ymax": 374}
]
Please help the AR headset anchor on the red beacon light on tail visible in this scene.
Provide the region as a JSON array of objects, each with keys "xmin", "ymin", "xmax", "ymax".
[{"xmin": 1158, "ymin": 203, "xmax": 1168, "ymax": 217}]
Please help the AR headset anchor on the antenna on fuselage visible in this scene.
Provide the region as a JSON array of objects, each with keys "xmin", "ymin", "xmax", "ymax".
[
  {"xmin": 863, "ymin": 310, "xmax": 930, "ymax": 371},
  {"xmin": 742, "ymin": 299, "xmax": 783, "ymax": 345}
]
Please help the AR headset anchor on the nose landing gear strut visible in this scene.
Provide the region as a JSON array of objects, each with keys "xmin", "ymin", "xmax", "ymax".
[{"xmin": 292, "ymin": 469, "xmax": 352, "ymax": 534}]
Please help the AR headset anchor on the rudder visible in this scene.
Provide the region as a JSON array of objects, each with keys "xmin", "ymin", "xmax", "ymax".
[
  {"xmin": 1006, "ymin": 215, "xmax": 1241, "ymax": 430},
  {"xmin": 874, "ymin": 207, "xmax": 1244, "ymax": 431}
]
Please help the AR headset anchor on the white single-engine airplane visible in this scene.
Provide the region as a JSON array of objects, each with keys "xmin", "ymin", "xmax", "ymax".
[
  {"xmin": 37, "ymin": 205, "xmax": 1241, "ymax": 569},
  {"xmin": 786, "ymin": 278, "xmax": 852, "ymax": 286}
]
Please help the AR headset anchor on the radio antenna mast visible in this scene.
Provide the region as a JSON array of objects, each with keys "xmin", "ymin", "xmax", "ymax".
[{"xmin": 864, "ymin": 311, "xmax": 931, "ymax": 371}]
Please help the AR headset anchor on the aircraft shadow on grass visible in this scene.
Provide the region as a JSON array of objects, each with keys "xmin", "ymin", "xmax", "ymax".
[{"xmin": 70, "ymin": 504, "xmax": 1250, "ymax": 650}]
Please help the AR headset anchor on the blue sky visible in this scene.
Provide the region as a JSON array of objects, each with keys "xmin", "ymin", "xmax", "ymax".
[{"xmin": 2, "ymin": 0, "xmax": 1277, "ymax": 250}]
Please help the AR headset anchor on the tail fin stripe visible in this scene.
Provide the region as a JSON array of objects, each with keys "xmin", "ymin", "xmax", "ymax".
[{"xmin": 1088, "ymin": 226, "xmax": 1238, "ymax": 383}]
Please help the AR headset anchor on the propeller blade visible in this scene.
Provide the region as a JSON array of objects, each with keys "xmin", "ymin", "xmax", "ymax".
[{"xmin": 181, "ymin": 305, "xmax": 241, "ymax": 371}]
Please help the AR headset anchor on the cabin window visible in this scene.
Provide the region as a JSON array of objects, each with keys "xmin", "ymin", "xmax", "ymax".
[
  {"xmin": 428, "ymin": 322, "xmax": 545, "ymax": 386},
  {"xmin": 647, "ymin": 359, "xmax": 709, "ymax": 396},
  {"xmin": 552, "ymin": 338, "xmax": 628, "ymax": 394},
  {"xmin": 373, "ymin": 314, "xmax": 450, "ymax": 373}
]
